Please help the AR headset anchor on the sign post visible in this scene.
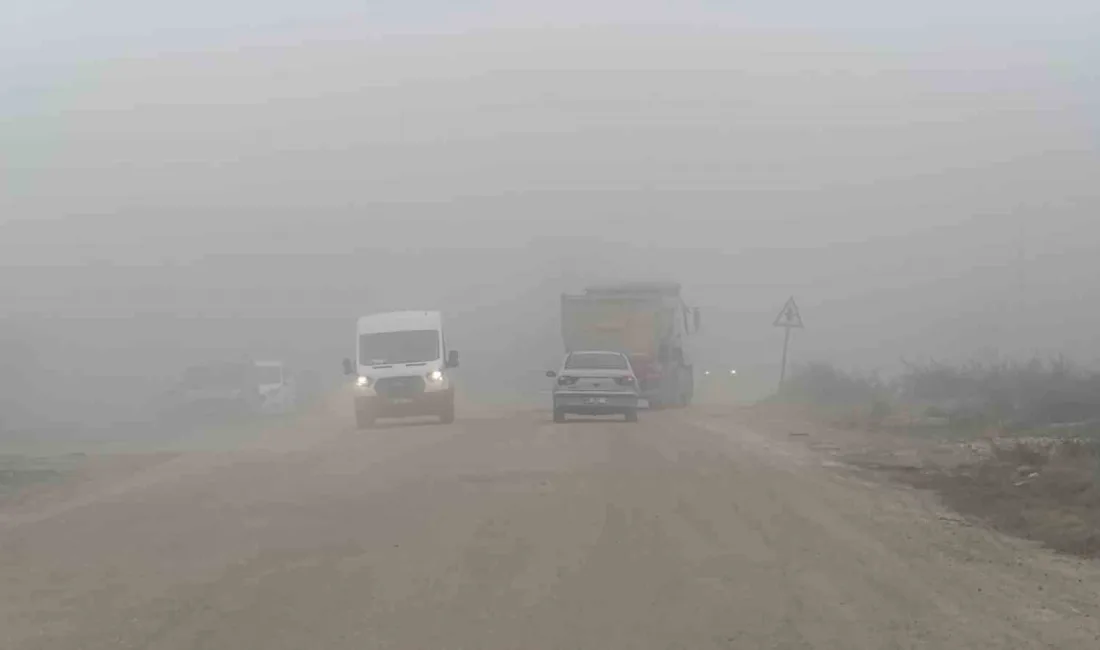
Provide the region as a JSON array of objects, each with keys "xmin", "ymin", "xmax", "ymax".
[{"xmin": 773, "ymin": 296, "xmax": 804, "ymax": 392}]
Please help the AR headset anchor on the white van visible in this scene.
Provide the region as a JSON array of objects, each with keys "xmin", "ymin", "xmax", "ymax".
[{"xmin": 342, "ymin": 311, "xmax": 459, "ymax": 428}]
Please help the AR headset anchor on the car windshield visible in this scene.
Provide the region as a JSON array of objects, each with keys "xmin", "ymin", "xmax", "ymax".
[
  {"xmin": 255, "ymin": 366, "xmax": 282, "ymax": 385},
  {"xmin": 359, "ymin": 330, "xmax": 440, "ymax": 365},
  {"xmin": 565, "ymin": 352, "xmax": 629, "ymax": 370}
]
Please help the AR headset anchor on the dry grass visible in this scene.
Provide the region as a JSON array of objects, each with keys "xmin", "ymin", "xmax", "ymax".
[
  {"xmin": 777, "ymin": 360, "xmax": 1100, "ymax": 558},
  {"xmin": 0, "ymin": 454, "xmax": 77, "ymax": 498},
  {"xmin": 901, "ymin": 439, "xmax": 1100, "ymax": 558},
  {"xmin": 781, "ymin": 358, "xmax": 1100, "ymax": 436}
]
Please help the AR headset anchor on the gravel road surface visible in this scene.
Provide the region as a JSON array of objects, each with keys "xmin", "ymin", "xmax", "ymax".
[{"xmin": 3, "ymin": 406, "xmax": 1100, "ymax": 649}]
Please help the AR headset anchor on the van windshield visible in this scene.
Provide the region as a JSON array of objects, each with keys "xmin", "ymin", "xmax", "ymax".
[{"xmin": 359, "ymin": 330, "xmax": 440, "ymax": 365}]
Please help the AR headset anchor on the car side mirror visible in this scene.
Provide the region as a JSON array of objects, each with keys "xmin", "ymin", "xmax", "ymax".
[
  {"xmin": 546, "ymin": 370, "xmax": 557, "ymax": 378},
  {"xmin": 447, "ymin": 350, "xmax": 459, "ymax": 368},
  {"xmin": 342, "ymin": 358, "xmax": 354, "ymax": 375},
  {"xmin": 693, "ymin": 308, "xmax": 702, "ymax": 332}
]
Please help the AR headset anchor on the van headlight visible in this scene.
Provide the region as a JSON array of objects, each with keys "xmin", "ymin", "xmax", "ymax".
[
  {"xmin": 427, "ymin": 370, "xmax": 444, "ymax": 382},
  {"xmin": 356, "ymin": 376, "xmax": 370, "ymax": 387}
]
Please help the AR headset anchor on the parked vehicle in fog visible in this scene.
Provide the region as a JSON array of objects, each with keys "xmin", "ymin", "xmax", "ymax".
[
  {"xmin": 159, "ymin": 358, "xmax": 265, "ymax": 424},
  {"xmin": 254, "ymin": 360, "xmax": 296, "ymax": 415}
]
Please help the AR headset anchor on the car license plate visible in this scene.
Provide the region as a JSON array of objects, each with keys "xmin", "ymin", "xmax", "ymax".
[{"xmin": 585, "ymin": 397, "xmax": 608, "ymax": 405}]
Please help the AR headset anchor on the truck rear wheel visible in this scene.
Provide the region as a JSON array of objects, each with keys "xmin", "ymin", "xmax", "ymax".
[{"xmin": 682, "ymin": 371, "xmax": 695, "ymax": 407}]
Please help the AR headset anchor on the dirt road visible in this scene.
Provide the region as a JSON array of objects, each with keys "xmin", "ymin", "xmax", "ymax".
[{"xmin": 3, "ymin": 406, "xmax": 1100, "ymax": 649}]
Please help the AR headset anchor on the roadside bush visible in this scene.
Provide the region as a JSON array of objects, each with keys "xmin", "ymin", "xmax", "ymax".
[
  {"xmin": 782, "ymin": 362, "xmax": 884, "ymax": 406},
  {"xmin": 778, "ymin": 356, "xmax": 1100, "ymax": 435},
  {"xmin": 779, "ymin": 362, "xmax": 893, "ymax": 429},
  {"xmin": 898, "ymin": 357, "xmax": 1100, "ymax": 431}
]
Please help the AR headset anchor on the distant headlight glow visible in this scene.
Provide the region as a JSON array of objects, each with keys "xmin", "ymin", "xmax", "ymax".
[{"xmin": 356, "ymin": 376, "xmax": 369, "ymax": 387}]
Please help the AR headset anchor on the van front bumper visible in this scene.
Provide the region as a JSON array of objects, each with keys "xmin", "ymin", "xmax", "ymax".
[{"xmin": 356, "ymin": 389, "xmax": 453, "ymax": 418}]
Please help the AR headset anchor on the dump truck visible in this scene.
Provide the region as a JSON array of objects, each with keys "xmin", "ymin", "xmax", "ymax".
[{"xmin": 560, "ymin": 282, "xmax": 700, "ymax": 408}]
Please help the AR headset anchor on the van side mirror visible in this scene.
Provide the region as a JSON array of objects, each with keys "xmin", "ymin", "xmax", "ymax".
[
  {"xmin": 693, "ymin": 308, "xmax": 702, "ymax": 332},
  {"xmin": 342, "ymin": 358, "xmax": 354, "ymax": 375},
  {"xmin": 546, "ymin": 370, "xmax": 557, "ymax": 378},
  {"xmin": 447, "ymin": 350, "xmax": 459, "ymax": 368}
]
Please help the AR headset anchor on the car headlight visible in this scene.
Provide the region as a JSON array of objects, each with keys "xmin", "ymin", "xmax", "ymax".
[
  {"xmin": 356, "ymin": 376, "xmax": 370, "ymax": 387},
  {"xmin": 427, "ymin": 370, "xmax": 444, "ymax": 382}
]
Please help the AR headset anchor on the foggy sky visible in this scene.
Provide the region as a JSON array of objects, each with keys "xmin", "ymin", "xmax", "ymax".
[{"xmin": 3, "ymin": 2, "xmax": 1100, "ymax": 424}]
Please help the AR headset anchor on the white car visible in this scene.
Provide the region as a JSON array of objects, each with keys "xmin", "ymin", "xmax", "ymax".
[
  {"xmin": 547, "ymin": 351, "xmax": 640, "ymax": 423},
  {"xmin": 343, "ymin": 311, "xmax": 459, "ymax": 428}
]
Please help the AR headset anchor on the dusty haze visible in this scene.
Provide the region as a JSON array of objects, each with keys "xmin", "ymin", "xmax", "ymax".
[{"xmin": 3, "ymin": 1, "xmax": 1099, "ymax": 431}]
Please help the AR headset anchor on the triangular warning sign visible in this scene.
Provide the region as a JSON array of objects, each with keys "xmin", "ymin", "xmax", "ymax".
[{"xmin": 773, "ymin": 297, "xmax": 804, "ymax": 328}]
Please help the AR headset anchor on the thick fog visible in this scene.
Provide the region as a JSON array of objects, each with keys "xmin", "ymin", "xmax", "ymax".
[{"xmin": 2, "ymin": 2, "xmax": 1099, "ymax": 431}]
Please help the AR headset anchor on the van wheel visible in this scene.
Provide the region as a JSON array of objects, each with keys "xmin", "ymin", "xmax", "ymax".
[
  {"xmin": 355, "ymin": 408, "xmax": 375, "ymax": 429},
  {"xmin": 553, "ymin": 409, "xmax": 566, "ymax": 423},
  {"xmin": 439, "ymin": 401, "xmax": 455, "ymax": 425}
]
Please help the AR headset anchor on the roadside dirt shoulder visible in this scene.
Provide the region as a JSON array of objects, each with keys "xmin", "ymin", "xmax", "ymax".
[{"xmin": 711, "ymin": 403, "xmax": 1100, "ymax": 560}]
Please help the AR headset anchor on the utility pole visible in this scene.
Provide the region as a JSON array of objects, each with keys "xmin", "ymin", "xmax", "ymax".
[{"xmin": 773, "ymin": 296, "xmax": 804, "ymax": 393}]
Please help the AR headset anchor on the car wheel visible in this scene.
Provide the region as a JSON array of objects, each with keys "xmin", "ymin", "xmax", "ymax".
[
  {"xmin": 625, "ymin": 409, "xmax": 638, "ymax": 423},
  {"xmin": 553, "ymin": 408, "xmax": 566, "ymax": 423}
]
